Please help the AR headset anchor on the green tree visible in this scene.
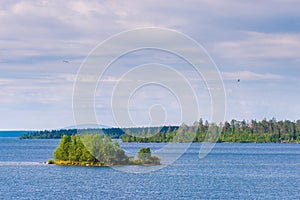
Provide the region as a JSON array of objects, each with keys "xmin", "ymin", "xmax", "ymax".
[
  {"xmin": 112, "ymin": 140, "xmax": 128, "ymax": 164},
  {"xmin": 138, "ymin": 147, "xmax": 151, "ymax": 161},
  {"xmin": 53, "ymin": 135, "xmax": 70, "ymax": 161}
]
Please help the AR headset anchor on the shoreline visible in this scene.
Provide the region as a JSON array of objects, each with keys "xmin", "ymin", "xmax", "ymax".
[{"xmin": 49, "ymin": 159, "xmax": 161, "ymax": 167}]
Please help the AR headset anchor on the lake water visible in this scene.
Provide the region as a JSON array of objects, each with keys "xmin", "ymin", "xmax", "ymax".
[{"xmin": 0, "ymin": 137, "xmax": 299, "ymax": 199}]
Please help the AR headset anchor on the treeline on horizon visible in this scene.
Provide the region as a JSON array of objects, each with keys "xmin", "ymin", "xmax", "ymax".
[
  {"xmin": 20, "ymin": 118, "xmax": 300, "ymax": 143},
  {"xmin": 19, "ymin": 126, "xmax": 179, "ymax": 139},
  {"xmin": 122, "ymin": 118, "xmax": 300, "ymax": 143}
]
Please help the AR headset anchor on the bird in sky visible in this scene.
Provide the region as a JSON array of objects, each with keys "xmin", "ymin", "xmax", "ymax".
[
  {"xmin": 237, "ymin": 79, "xmax": 240, "ymax": 82},
  {"xmin": 63, "ymin": 60, "xmax": 69, "ymax": 63}
]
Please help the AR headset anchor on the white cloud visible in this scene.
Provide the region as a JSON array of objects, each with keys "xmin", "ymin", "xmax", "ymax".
[
  {"xmin": 0, "ymin": 77, "xmax": 73, "ymax": 104},
  {"xmin": 0, "ymin": 0, "xmax": 299, "ymax": 129},
  {"xmin": 222, "ymin": 70, "xmax": 283, "ymax": 81},
  {"xmin": 214, "ymin": 32, "xmax": 300, "ymax": 60}
]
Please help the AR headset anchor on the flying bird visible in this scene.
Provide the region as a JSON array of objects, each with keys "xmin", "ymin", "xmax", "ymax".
[
  {"xmin": 63, "ymin": 60, "xmax": 69, "ymax": 63},
  {"xmin": 237, "ymin": 79, "xmax": 240, "ymax": 82}
]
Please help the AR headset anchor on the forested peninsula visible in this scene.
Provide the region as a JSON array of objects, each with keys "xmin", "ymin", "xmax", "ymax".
[{"xmin": 21, "ymin": 118, "xmax": 300, "ymax": 143}]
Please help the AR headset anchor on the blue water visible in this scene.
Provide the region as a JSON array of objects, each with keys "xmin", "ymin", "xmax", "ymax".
[
  {"xmin": 0, "ymin": 131, "xmax": 30, "ymax": 138},
  {"xmin": 0, "ymin": 138, "xmax": 299, "ymax": 199}
]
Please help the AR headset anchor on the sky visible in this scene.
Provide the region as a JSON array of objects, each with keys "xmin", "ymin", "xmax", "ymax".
[{"xmin": 0, "ymin": 0, "xmax": 299, "ymax": 130}]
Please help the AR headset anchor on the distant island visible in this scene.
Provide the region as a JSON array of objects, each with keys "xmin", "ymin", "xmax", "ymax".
[
  {"xmin": 20, "ymin": 126, "xmax": 178, "ymax": 139},
  {"xmin": 21, "ymin": 118, "xmax": 300, "ymax": 143},
  {"xmin": 49, "ymin": 134, "xmax": 160, "ymax": 166}
]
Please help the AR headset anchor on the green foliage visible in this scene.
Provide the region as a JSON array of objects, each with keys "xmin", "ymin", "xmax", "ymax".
[
  {"xmin": 136, "ymin": 147, "xmax": 161, "ymax": 165},
  {"xmin": 47, "ymin": 159, "xmax": 55, "ymax": 164},
  {"xmin": 121, "ymin": 118, "xmax": 300, "ymax": 143},
  {"xmin": 20, "ymin": 128, "xmax": 123, "ymax": 139},
  {"xmin": 20, "ymin": 126, "xmax": 179, "ymax": 139},
  {"xmin": 21, "ymin": 118, "xmax": 300, "ymax": 143},
  {"xmin": 138, "ymin": 147, "xmax": 151, "ymax": 161},
  {"xmin": 53, "ymin": 135, "xmax": 70, "ymax": 160},
  {"xmin": 53, "ymin": 134, "xmax": 128, "ymax": 165},
  {"xmin": 53, "ymin": 134, "xmax": 160, "ymax": 166}
]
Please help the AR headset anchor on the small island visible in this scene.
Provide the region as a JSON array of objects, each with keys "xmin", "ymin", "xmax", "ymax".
[{"xmin": 49, "ymin": 134, "xmax": 160, "ymax": 166}]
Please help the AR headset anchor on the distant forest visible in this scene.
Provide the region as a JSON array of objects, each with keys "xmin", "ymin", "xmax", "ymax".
[
  {"xmin": 19, "ymin": 126, "xmax": 179, "ymax": 139},
  {"xmin": 20, "ymin": 118, "xmax": 300, "ymax": 143}
]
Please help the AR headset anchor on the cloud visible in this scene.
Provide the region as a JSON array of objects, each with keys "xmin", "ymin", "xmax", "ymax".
[
  {"xmin": 0, "ymin": 1, "xmax": 299, "ymax": 129},
  {"xmin": 213, "ymin": 32, "xmax": 300, "ymax": 60},
  {"xmin": 222, "ymin": 70, "xmax": 284, "ymax": 81},
  {"xmin": 0, "ymin": 76, "xmax": 73, "ymax": 105}
]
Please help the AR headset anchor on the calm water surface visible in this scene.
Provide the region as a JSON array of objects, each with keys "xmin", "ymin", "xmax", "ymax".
[{"xmin": 0, "ymin": 137, "xmax": 299, "ymax": 199}]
